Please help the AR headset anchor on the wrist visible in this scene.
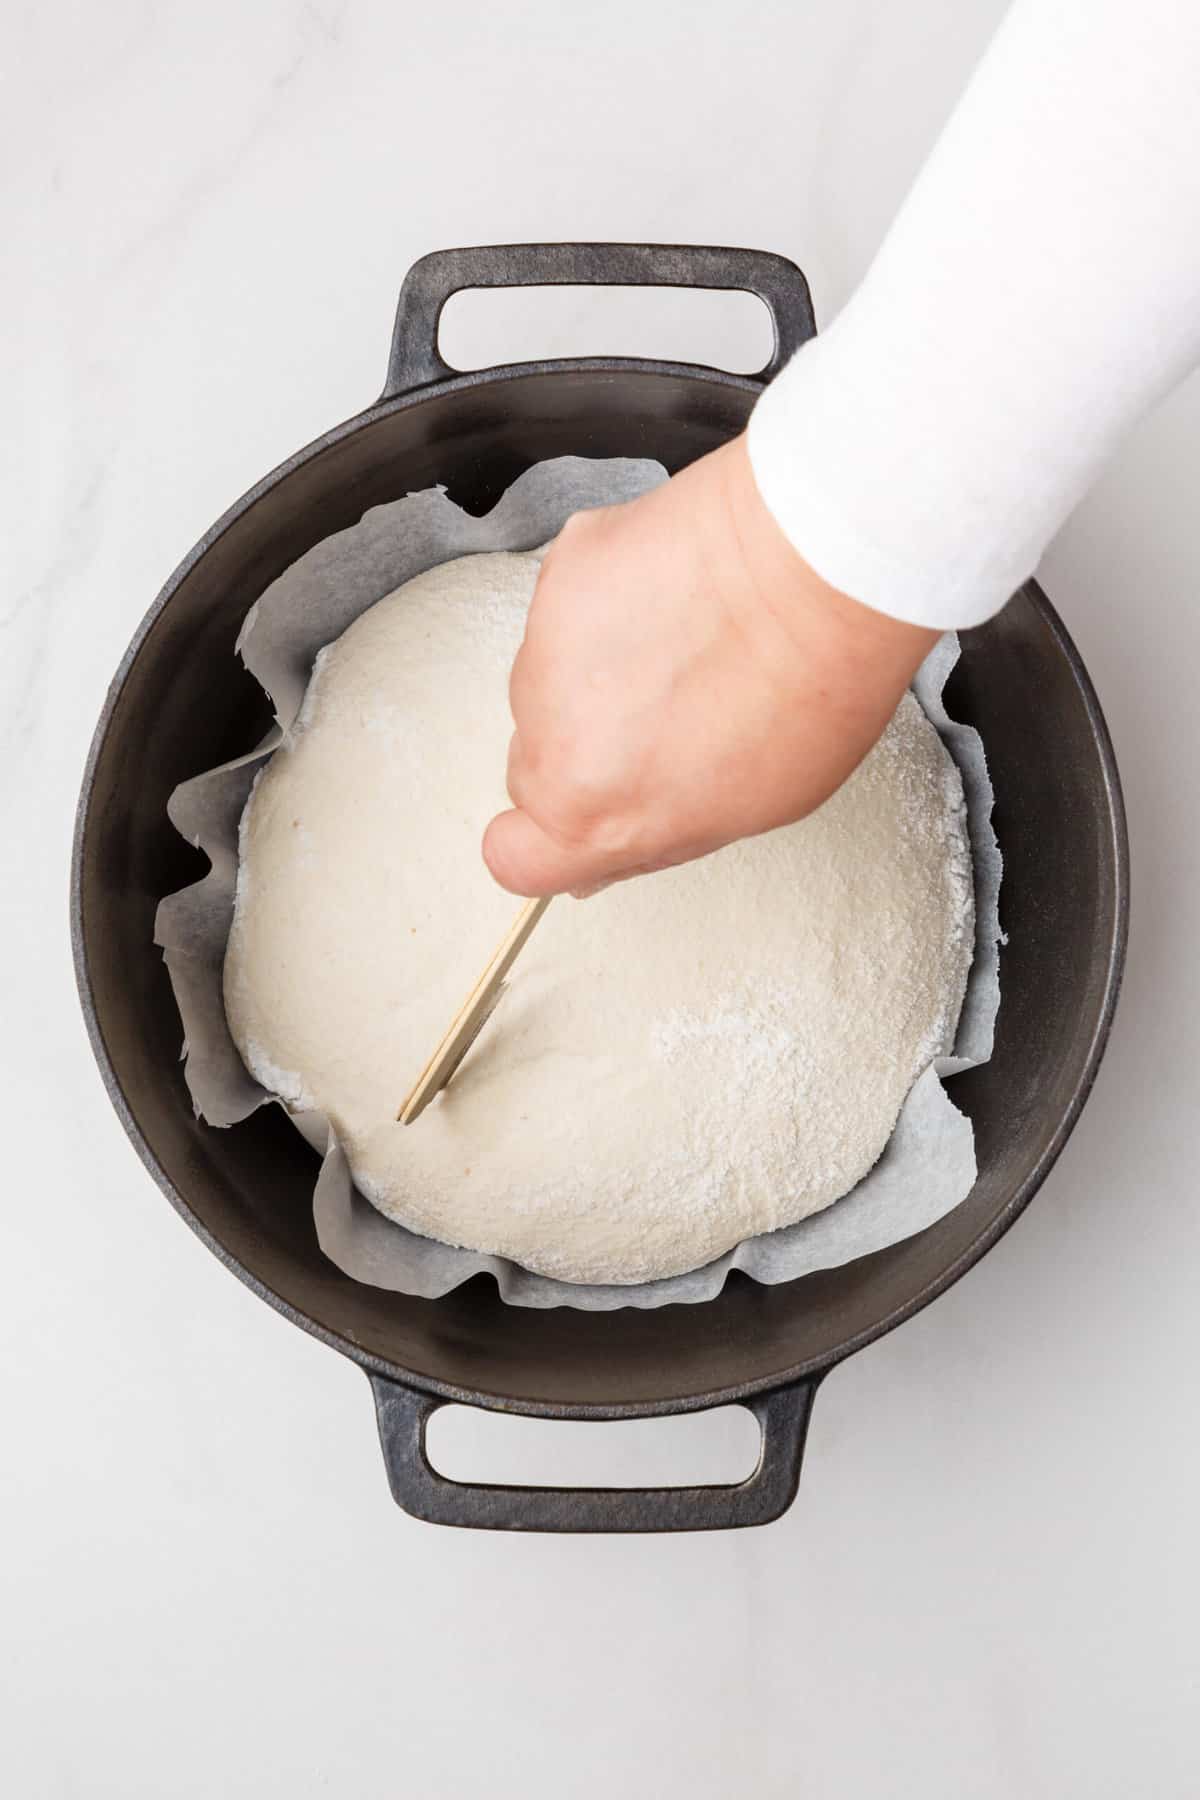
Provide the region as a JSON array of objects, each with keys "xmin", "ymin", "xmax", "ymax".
[{"xmin": 720, "ymin": 432, "xmax": 938, "ymax": 696}]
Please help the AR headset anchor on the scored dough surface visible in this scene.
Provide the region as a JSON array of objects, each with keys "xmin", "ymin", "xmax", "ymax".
[{"xmin": 224, "ymin": 549, "xmax": 974, "ymax": 1285}]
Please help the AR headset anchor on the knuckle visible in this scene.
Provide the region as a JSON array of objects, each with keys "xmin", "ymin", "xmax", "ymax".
[
  {"xmin": 508, "ymin": 642, "xmax": 532, "ymax": 707},
  {"xmin": 549, "ymin": 507, "xmax": 602, "ymax": 555}
]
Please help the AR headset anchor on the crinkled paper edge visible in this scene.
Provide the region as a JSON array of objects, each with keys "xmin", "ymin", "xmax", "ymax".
[{"xmin": 154, "ymin": 457, "xmax": 1002, "ymax": 1311}]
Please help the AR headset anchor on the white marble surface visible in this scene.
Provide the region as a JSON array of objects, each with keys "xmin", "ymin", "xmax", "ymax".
[{"xmin": 6, "ymin": 2, "xmax": 1200, "ymax": 1794}]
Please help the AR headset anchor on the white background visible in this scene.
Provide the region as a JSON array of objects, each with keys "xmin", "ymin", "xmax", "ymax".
[{"xmin": 6, "ymin": 2, "xmax": 1199, "ymax": 1795}]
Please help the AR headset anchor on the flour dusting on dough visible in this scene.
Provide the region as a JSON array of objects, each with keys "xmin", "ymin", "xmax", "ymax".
[{"xmin": 223, "ymin": 550, "xmax": 974, "ymax": 1285}]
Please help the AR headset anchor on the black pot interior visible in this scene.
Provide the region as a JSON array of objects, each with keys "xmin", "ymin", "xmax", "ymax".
[{"xmin": 76, "ymin": 367, "xmax": 1126, "ymax": 1414}]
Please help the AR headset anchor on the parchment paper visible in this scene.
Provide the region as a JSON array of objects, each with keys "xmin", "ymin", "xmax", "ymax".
[{"xmin": 155, "ymin": 457, "xmax": 1002, "ymax": 1310}]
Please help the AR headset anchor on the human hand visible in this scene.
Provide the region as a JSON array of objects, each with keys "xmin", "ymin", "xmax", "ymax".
[{"xmin": 482, "ymin": 434, "xmax": 938, "ymax": 897}]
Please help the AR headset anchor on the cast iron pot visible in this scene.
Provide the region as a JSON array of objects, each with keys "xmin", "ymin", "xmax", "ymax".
[{"xmin": 72, "ymin": 243, "xmax": 1129, "ymax": 1532}]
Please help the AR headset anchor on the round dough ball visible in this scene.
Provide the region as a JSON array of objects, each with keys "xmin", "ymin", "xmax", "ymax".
[{"xmin": 224, "ymin": 549, "xmax": 974, "ymax": 1285}]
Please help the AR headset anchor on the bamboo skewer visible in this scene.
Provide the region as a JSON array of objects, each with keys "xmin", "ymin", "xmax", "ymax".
[{"xmin": 397, "ymin": 896, "xmax": 551, "ymax": 1125}]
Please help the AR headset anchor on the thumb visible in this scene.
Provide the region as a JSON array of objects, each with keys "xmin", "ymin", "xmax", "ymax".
[{"xmin": 482, "ymin": 808, "xmax": 615, "ymax": 898}]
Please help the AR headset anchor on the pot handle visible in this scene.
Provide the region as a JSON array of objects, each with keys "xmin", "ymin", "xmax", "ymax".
[
  {"xmin": 384, "ymin": 242, "xmax": 815, "ymax": 398},
  {"xmin": 369, "ymin": 1373, "xmax": 821, "ymax": 1533}
]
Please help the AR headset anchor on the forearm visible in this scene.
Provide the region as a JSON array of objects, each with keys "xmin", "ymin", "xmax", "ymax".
[{"xmin": 749, "ymin": 0, "xmax": 1200, "ymax": 629}]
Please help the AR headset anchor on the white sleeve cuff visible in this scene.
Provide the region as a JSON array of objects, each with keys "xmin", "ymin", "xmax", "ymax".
[{"xmin": 747, "ymin": 351, "xmax": 1017, "ymax": 632}]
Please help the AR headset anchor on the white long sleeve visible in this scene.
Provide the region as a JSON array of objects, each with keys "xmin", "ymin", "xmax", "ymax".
[{"xmin": 747, "ymin": 0, "xmax": 1200, "ymax": 629}]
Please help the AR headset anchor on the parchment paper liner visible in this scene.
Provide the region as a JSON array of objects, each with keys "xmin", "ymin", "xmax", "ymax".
[{"xmin": 155, "ymin": 457, "xmax": 1002, "ymax": 1310}]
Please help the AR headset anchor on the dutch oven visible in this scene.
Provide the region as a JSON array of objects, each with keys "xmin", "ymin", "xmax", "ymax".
[{"xmin": 71, "ymin": 243, "xmax": 1129, "ymax": 1531}]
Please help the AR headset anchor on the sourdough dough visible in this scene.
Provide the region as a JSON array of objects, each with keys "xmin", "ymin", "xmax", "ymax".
[{"xmin": 224, "ymin": 549, "xmax": 974, "ymax": 1285}]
